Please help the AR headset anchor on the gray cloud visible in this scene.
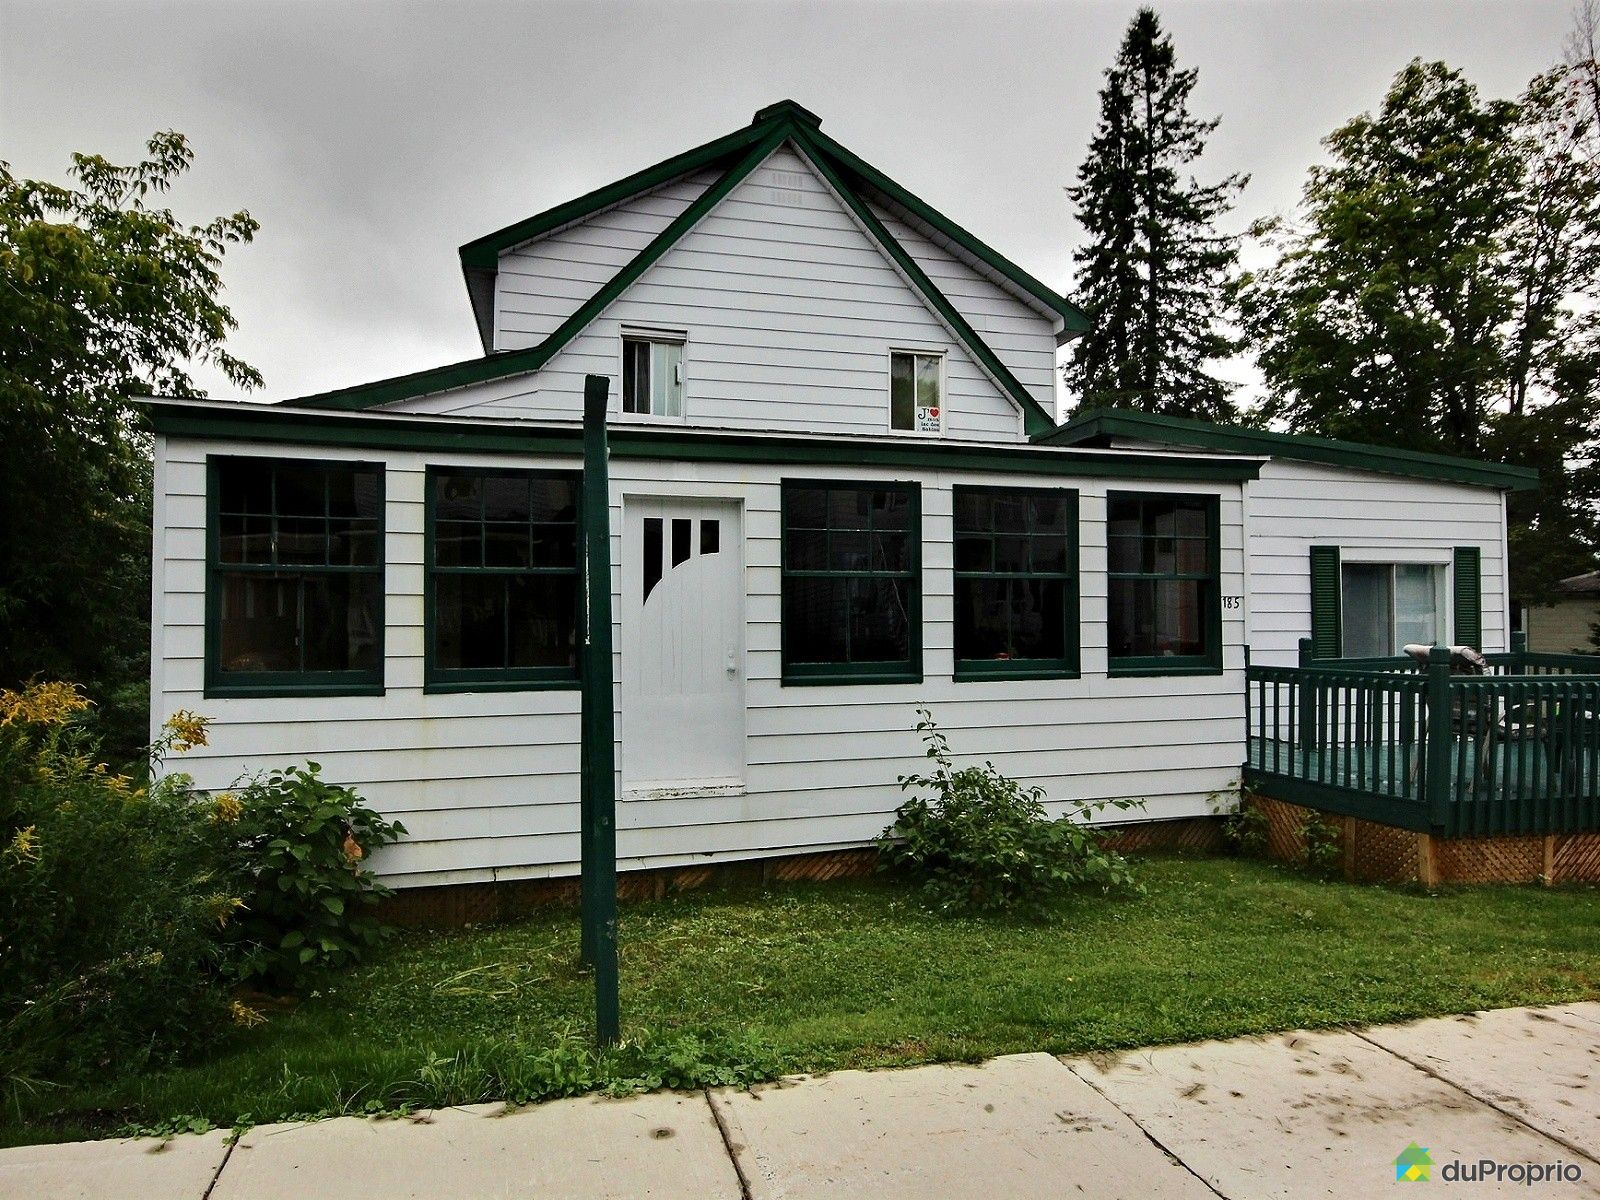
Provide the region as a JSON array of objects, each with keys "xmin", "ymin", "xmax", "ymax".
[{"xmin": 0, "ymin": 0, "xmax": 1572, "ymax": 402}]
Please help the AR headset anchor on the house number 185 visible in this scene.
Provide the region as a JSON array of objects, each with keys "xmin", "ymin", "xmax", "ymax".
[{"xmin": 1222, "ymin": 596, "xmax": 1243, "ymax": 610}]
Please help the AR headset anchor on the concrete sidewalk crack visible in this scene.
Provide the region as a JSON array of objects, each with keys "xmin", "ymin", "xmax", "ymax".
[
  {"xmin": 198, "ymin": 1134, "xmax": 237, "ymax": 1200},
  {"xmin": 702, "ymin": 1088, "xmax": 754, "ymax": 1200},
  {"xmin": 1055, "ymin": 1058, "xmax": 1231, "ymax": 1200},
  {"xmin": 1351, "ymin": 1027, "xmax": 1600, "ymax": 1168}
]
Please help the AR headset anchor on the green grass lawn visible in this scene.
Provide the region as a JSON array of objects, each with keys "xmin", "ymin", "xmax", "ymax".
[{"xmin": 7, "ymin": 855, "xmax": 1600, "ymax": 1146}]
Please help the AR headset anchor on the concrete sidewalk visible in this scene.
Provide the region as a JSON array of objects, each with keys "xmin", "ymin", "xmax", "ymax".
[{"xmin": 4, "ymin": 1003, "xmax": 1597, "ymax": 1199}]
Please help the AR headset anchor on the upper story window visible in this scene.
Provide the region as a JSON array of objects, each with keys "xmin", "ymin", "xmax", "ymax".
[
  {"xmin": 622, "ymin": 331, "xmax": 685, "ymax": 417},
  {"xmin": 953, "ymin": 486, "xmax": 1079, "ymax": 679},
  {"xmin": 1342, "ymin": 562, "xmax": 1444, "ymax": 656},
  {"xmin": 890, "ymin": 350, "xmax": 944, "ymax": 434},
  {"xmin": 207, "ymin": 456, "xmax": 384, "ymax": 697},
  {"xmin": 426, "ymin": 467, "xmax": 581, "ymax": 692},
  {"xmin": 1107, "ymin": 491, "xmax": 1221, "ymax": 676},
  {"xmin": 781, "ymin": 480, "xmax": 921, "ymax": 685}
]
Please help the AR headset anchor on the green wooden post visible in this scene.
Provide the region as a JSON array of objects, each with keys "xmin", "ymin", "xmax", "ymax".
[
  {"xmin": 1512, "ymin": 629, "xmax": 1528, "ymax": 668},
  {"xmin": 579, "ymin": 374, "xmax": 620, "ymax": 1045},
  {"xmin": 1297, "ymin": 637, "xmax": 1315, "ymax": 771},
  {"xmin": 1424, "ymin": 645, "xmax": 1453, "ymax": 834}
]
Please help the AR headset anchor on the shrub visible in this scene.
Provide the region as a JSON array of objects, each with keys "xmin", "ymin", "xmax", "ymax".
[
  {"xmin": 1217, "ymin": 792, "xmax": 1270, "ymax": 857},
  {"xmin": 878, "ymin": 708, "xmax": 1140, "ymax": 917},
  {"xmin": 215, "ymin": 764, "xmax": 405, "ymax": 991},
  {"xmin": 0, "ymin": 685, "xmax": 234, "ymax": 1085},
  {"xmin": 1301, "ymin": 815, "xmax": 1344, "ymax": 878},
  {"xmin": 0, "ymin": 682, "xmax": 408, "ymax": 1091}
]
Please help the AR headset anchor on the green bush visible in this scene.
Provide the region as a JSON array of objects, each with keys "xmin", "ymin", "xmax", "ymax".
[
  {"xmin": 215, "ymin": 764, "xmax": 405, "ymax": 991},
  {"xmin": 1301, "ymin": 815, "xmax": 1344, "ymax": 878},
  {"xmin": 878, "ymin": 708, "xmax": 1140, "ymax": 917},
  {"xmin": 0, "ymin": 685, "xmax": 232, "ymax": 1086},
  {"xmin": 0, "ymin": 682, "xmax": 407, "ymax": 1092},
  {"xmin": 1218, "ymin": 792, "xmax": 1270, "ymax": 857}
]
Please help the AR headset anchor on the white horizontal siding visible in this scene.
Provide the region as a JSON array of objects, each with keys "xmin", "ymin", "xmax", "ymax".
[
  {"xmin": 1527, "ymin": 597, "xmax": 1598, "ymax": 654},
  {"xmin": 387, "ymin": 143, "xmax": 1050, "ymax": 442},
  {"xmin": 869, "ymin": 199, "xmax": 1058, "ymax": 419},
  {"xmin": 1244, "ymin": 459, "xmax": 1510, "ymax": 666},
  {"xmin": 492, "ymin": 170, "xmax": 719, "ymax": 351},
  {"xmin": 154, "ymin": 434, "xmax": 1247, "ymax": 888}
]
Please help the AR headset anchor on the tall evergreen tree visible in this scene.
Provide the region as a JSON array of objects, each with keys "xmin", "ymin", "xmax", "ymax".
[{"xmin": 1065, "ymin": 7, "xmax": 1244, "ymax": 420}]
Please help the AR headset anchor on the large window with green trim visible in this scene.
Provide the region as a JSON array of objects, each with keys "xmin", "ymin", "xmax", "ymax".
[
  {"xmin": 953, "ymin": 486, "xmax": 1079, "ymax": 679},
  {"xmin": 426, "ymin": 467, "xmax": 581, "ymax": 692},
  {"xmin": 1106, "ymin": 491, "xmax": 1221, "ymax": 675},
  {"xmin": 207, "ymin": 456, "xmax": 385, "ymax": 697},
  {"xmin": 781, "ymin": 480, "xmax": 921, "ymax": 684}
]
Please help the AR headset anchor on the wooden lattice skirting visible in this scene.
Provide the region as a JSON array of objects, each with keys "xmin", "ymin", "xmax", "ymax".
[
  {"xmin": 380, "ymin": 818, "xmax": 1225, "ymax": 928},
  {"xmin": 1246, "ymin": 792, "xmax": 1600, "ymax": 887}
]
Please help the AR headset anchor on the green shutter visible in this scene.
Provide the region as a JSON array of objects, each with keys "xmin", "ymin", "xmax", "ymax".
[
  {"xmin": 1453, "ymin": 546, "xmax": 1482, "ymax": 649},
  {"xmin": 1309, "ymin": 545, "xmax": 1342, "ymax": 659}
]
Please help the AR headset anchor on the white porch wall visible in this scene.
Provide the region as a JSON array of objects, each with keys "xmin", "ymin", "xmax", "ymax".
[{"xmin": 154, "ymin": 434, "xmax": 1247, "ymax": 888}]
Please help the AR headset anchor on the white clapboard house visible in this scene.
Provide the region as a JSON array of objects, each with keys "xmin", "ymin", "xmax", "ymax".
[{"xmin": 144, "ymin": 101, "xmax": 1536, "ymax": 890}]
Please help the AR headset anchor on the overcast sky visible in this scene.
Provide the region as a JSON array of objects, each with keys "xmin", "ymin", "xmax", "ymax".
[{"xmin": 0, "ymin": 0, "xmax": 1576, "ymax": 406}]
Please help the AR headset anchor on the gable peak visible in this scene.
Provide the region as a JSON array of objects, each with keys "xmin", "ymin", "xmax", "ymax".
[{"xmin": 752, "ymin": 99, "xmax": 822, "ymax": 129}]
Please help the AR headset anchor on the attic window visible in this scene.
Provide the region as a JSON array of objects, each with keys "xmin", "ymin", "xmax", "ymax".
[
  {"xmin": 622, "ymin": 332, "xmax": 685, "ymax": 417},
  {"xmin": 890, "ymin": 350, "xmax": 943, "ymax": 434}
]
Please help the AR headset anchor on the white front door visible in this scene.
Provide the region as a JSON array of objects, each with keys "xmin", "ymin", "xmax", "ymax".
[{"xmin": 622, "ymin": 497, "xmax": 745, "ymax": 795}]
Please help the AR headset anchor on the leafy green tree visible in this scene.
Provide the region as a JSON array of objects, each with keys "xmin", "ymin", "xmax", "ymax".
[
  {"xmin": 1238, "ymin": 61, "xmax": 1521, "ymax": 453},
  {"xmin": 0, "ymin": 133, "xmax": 258, "ymax": 756},
  {"xmin": 1238, "ymin": 57, "xmax": 1600, "ymax": 602},
  {"xmin": 1065, "ymin": 7, "xmax": 1244, "ymax": 420}
]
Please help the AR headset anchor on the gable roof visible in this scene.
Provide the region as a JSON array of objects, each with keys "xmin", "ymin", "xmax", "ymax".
[
  {"xmin": 288, "ymin": 101, "xmax": 1085, "ymax": 435},
  {"xmin": 1041, "ymin": 409, "xmax": 1539, "ymax": 492},
  {"xmin": 1557, "ymin": 570, "xmax": 1600, "ymax": 595},
  {"xmin": 460, "ymin": 100, "xmax": 1089, "ymax": 340}
]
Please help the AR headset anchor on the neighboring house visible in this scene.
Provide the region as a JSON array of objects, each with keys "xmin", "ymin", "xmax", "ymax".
[
  {"xmin": 143, "ymin": 100, "xmax": 1537, "ymax": 891},
  {"xmin": 1522, "ymin": 571, "xmax": 1600, "ymax": 655}
]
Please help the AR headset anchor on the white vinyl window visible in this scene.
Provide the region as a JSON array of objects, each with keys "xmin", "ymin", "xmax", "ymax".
[
  {"xmin": 622, "ymin": 333, "xmax": 686, "ymax": 417},
  {"xmin": 889, "ymin": 350, "xmax": 944, "ymax": 434},
  {"xmin": 1341, "ymin": 562, "xmax": 1446, "ymax": 656}
]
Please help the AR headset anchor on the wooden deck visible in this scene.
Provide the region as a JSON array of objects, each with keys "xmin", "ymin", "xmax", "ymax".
[
  {"xmin": 1245, "ymin": 646, "xmax": 1600, "ymax": 837},
  {"xmin": 1246, "ymin": 736, "xmax": 1579, "ymax": 800}
]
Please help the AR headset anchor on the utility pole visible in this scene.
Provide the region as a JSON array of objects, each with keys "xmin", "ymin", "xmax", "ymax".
[{"xmin": 579, "ymin": 373, "xmax": 619, "ymax": 1046}]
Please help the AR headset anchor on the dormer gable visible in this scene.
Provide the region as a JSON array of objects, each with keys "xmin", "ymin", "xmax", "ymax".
[{"xmin": 288, "ymin": 101, "xmax": 1088, "ymax": 441}]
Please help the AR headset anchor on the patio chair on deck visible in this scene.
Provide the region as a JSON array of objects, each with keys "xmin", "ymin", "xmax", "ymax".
[
  {"xmin": 1473, "ymin": 692, "xmax": 1598, "ymax": 800},
  {"xmin": 1400, "ymin": 645, "xmax": 1489, "ymax": 791}
]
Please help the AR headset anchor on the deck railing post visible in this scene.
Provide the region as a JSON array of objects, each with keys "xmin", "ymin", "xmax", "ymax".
[
  {"xmin": 1512, "ymin": 629, "xmax": 1528, "ymax": 671},
  {"xmin": 1425, "ymin": 645, "xmax": 1453, "ymax": 834},
  {"xmin": 1297, "ymin": 637, "xmax": 1315, "ymax": 772}
]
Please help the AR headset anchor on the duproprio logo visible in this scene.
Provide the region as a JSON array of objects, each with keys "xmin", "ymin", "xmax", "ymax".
[
  {"xmin": 1393, "ymin": 1144, "xmax": 1586, "ymax": 1185},
  {"xmin": 1395, "ymin": 1143, "xmax": 1434, "ymax": 1182}
]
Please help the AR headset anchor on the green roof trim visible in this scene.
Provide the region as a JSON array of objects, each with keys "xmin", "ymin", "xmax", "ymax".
[
  {"xmin": 456, "ymin": 98, "xmax": 1086, "ymax": 349},
  {"xmin": 798, "ymin": 123, "xmax": 1091, "ymax": 336},
  {"xmin": 288, "ymin": 100, "xmax": 1075, "ymax": 429},
  {"xmin": 789, "ymin": 132, "xmax": 1057, "ymax": 437},
  {"xmin": 143, "ymin": 399, "xmax": 1262, "ymax": 482},
  {"xmin": 294, "ymin": 124, "xmax": 790, "ymax": 412},
  {"xmin": 1041, "ymin": 409, "xmax": 1539, "ymax": 492},
  {"xmin": 457, "ymin": 122, "xmax": 766, "ymax": 272}
]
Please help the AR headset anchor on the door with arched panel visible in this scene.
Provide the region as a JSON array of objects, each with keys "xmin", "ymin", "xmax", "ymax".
[{"xmin": 621, "ymin": 497, "xmax": 746, "ymax": 795}]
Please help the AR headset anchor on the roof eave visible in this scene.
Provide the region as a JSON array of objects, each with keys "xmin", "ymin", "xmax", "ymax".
[
  {"xmin": 1042, "ymin": 409, "xmax": 1540, "ymax": 492},
  {"xmin": 456, "ymin": 119, "xmax": 769, "ymax": 269},
  {"xmin": 136, "ymin": 395, "xmax": 1261, "ymax": 481}
]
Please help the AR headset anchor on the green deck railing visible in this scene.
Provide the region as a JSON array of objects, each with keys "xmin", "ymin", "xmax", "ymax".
[{"xmin": 1244, "ymin": 638, "xmax": 1600, "ymax": 836}]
